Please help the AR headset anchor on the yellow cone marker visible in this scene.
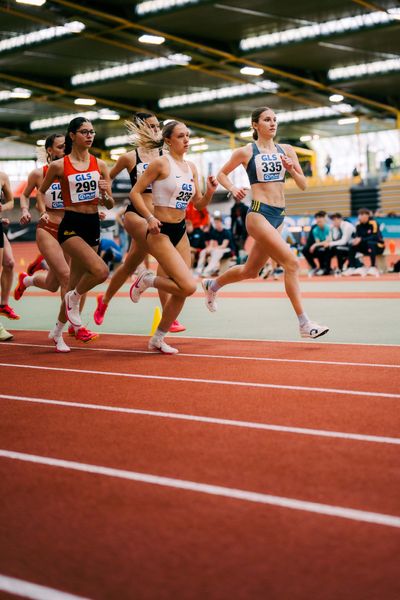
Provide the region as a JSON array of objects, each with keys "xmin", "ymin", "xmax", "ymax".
[
  {"xmin": 150, "ymin": 306, "xmax": 162, "ymax": 336},
  {"xmin": 20, "ymin": 258, "xmax": 26, "ymax": 266}
]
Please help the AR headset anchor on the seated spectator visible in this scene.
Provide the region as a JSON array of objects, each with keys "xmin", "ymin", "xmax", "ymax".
[
  {"xmin": 186, "ymin": 219, "xmax": 207, "ymax": 268},
  {"xmin": 230, "ymin": 195, "xmax": 249, "ymax": 253},
  {"xmin": 302, "ymin": 211, "xmax": 331, "ymax": 275},
  {"xmin": 324, "ymin": 213, "xmax": 355, "ymax": 272},
  {"xmin": 98, "ymin": 236, "xmax": 123, "ymax": 273},
  {"xmin": 186, "ymin": 201, "xmax": 210, "ymax": 230},
  {"xmin": 345, "ymin": 208, "xmax": 385, "ymax": 276},
  {"xmin": 195, "ymin": 214, "xmax": 235, "ymax": 277}
]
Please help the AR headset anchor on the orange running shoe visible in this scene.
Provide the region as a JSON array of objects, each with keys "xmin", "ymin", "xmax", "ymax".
[
  {"xmin": 14, "ymin": 272, "xmax": 28, "ymax": 301},
  {"xmin": 27, "ymin": 254, "xmax": 45, "ymax": 276},
  {"xmin": 169, "ymin": 320, "xmax": 186, "ymax": 333},
  {"xmin": 74, "ymin": 326, "xmax": 99, "ymax": 343},
  {"xmin": 94, "ymin": 293, "xmax": 108, "ymax": 325},
  {"xmin": 0, "ymin": 304, "xmax": 20, "ymax": 320}
]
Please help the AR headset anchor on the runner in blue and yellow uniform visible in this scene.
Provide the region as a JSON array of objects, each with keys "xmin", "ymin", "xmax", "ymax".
[{"xmin": 202, "ymin": 106, "xmax": 329, "ymax": 339}]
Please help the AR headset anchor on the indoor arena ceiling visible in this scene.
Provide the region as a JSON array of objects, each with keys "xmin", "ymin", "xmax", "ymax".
[{"xmin": 0, "ymin": 0, "xmax": 399, "ymax": 154}]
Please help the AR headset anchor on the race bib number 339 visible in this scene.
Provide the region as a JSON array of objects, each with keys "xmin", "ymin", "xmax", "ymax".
[
  {"xmin": 255, "ymin": 153, "xmax": 284, "ymax": 182},
  {"xmin": 68, "ymin": 171, "xmax": 100, "ymax": 203}
]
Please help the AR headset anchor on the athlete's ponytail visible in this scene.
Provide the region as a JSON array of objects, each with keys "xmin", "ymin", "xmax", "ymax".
[
  {"xmin": 64, "ymin": 116, "xmax": 90, "ymax": 155},
  {"xmin": 126, "ymin": 113, "xmax": 162, "ymax": 149},
  {"xmin": 251, "ymin": 106, "xmax": 272, "ymax": 140}
]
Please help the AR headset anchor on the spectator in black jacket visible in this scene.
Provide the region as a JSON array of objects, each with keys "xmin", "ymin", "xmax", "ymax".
[
  {"xmin": 230, "ymin": 196, "xmax": 249, "ymax": 253},
  {"xmin": 346, "ymin": 208, "xmax": 385, "ymax": 276}
]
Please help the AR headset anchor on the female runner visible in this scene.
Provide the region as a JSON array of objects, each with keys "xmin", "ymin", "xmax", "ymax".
[
  {"xmin": 129, "ymin": 119, "xmax": 217, "ymax": 354},
  {"xmin": 38, "ymin": 117, "xmax": 114, "ymax": 339},
  {"xmin": 203, "ymin": 106, "xmax": 329, "ymax": 339},
  {"xmin": 0, "ymin": 170, "xmax": 15, "ymax": 341},
  {"xmin": 94, "ymin": 112, "xmax": 185, "ymax": 333}
]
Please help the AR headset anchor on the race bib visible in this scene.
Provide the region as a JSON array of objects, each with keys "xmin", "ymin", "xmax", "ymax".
[
  {"xmin": 137, "ymin": 162, "xmax": 152, "ymax": 190},
  {"xmin": 45, "ymin": 181, "xmax": 63, "ymax": 209},
  {"xmin": 255, "ymin": 153, "xmax": 284, "ymax": 182},
  {"xmin": 68, "ymin": 170, "xmax": 100, "ymax": 204},
  {"xmin": 173, "ymin": 181, "xmax": 194, "ymax": 210}
]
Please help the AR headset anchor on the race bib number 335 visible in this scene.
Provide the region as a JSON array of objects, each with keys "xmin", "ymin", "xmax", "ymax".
[
  {"xmin": 255, "ymin": 153, "xmax": 284, "ymax": 182},
  {"xmin": 68, "ymin": 171, "xmax": 100, "ymax": 203}
]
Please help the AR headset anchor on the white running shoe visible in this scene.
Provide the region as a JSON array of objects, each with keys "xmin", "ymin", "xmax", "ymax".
[
  {"xmin": 130, "ymin": 270, "xmax": 153, "ymax": 303},
  {"xmin": 148, "ymin": 336, "xmax": 178, "ymax": 355},
  {"xmin": 367, "ymin": 266, "xmax": 379, "ymax": 277},
  {"xmin": 300, "ymin": 321, "xmax": 329, "ymax": 339},
  {"xmin": 342, "ymin": 268, "xmax": 355, "ymax": 276},
  {"xmin": 48, "ymin": 331, "xmax": 70, "ymax": 353},
  {"xmin": 202, "ymin": 279, "xmax": 218, "ymax": 312},
  {"xmin": 354, "ymin": 266, "xmax": 367, "ymax": 276},
  {"xmin": 64, "ymin": 290, "xmax": 82, "ymax": 328}
]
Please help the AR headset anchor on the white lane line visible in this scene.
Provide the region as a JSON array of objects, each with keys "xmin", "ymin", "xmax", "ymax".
[
  {"xmin": 1, "ymin": 363, "xmax": 399, "ymax": 399},
  {"xmin": 4, "ymin": 342, "xmax": 400, "ymax": 369},
  {"xmin": 0, "ymin": 574, "xmax": 90, "ymax": 600},
  {"xmin": 1, "ymin": 449, "xmax": 400, "ymax": 529},
  {"xmin": 11, "ymin": 329, "xmax": 400, "ymax": 347},
  {"xmin": 1, "ymin": 393, "xmax": 399, "ymax": 446}
]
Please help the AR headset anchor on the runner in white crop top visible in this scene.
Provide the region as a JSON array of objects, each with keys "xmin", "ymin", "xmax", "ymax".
[{"xmin": 130, "ymin": 120, "xmax": 218, "ymax": 354}]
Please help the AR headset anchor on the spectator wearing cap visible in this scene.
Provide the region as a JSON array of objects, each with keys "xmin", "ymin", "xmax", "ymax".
[
  {"xmin": 324, "ymin": 213, "xmax": 355, "ymax": 272},
  {"xmin": 195, "ymin": 214, "xmax": 235, "ymax": 277},
  {"xmin": 302, "ymin": 211, "xmax": 331, "ymax": 275},
  {"xmin": 345, "ymin": 208, "xmax": 385, "ymax": 276}
]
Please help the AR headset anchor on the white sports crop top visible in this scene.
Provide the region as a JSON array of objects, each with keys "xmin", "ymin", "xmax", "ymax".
[{"xmin": 152, "ymin": 154, "xmax": 195, "ymax": 210}]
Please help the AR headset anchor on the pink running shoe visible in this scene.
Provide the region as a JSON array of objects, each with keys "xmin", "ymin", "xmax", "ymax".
[
  {"xmin": 75, "ymin": 326, "xmax": 99, "ymax": 343},
  {"xmin": 27, "ymin": 254, "xmax": 45, "ymax": 276},
  {"xmin": 169, "ymin": 320, "xmax": 186, "ymax": 333},
  {"xmin": 14, "ymin": 272, "xmax": 28, "ymax": 301},
  {"xmin": 0, "ymin": 304, "xmax": 20, "ymax": 320},
  {"xmin": 94, "ymin": 293, "xmax": 108, "ymax": 325}
]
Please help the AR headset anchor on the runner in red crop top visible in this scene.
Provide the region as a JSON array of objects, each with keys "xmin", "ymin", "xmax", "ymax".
[{"xmin": 38, "ymin": 117, "xmax": 114, "ymax": 334}]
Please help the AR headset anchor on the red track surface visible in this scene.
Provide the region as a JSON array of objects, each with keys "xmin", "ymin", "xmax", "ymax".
[{"xmin": 1, "ymin": 331, "xmax": 400, "ymax": 599}]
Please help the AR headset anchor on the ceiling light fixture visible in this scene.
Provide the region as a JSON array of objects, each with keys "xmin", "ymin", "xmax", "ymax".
[
  {"xmin": 190, "ymin": 144, "xmax": 209, "ymax": 152},
  {"xmin": 105, "ymin": 135, "xmax": 130, "ymax": 147},
  {"xmin": 189, "ymin": 137, "xmax": 205, "ymax": 145},
  {"xmin": 136, "ymin": 0, "xmax": 200, "ymax": 16},
  {"xmin": 337, "ymin": 116, "xmax": 359, "ymax": 125},
  {"xmin": 240, "ymin": 66, "xmax": 264, "ymax": 76},
  {"xmin": 329, "ymin": 94, "xmax": 344, "ymax": 102},
  {"xmin": 30, "ymin": 109, "xmax": 119, "ymax": 130},
  {"xmin": 240, "ymin": 11, "xmax": 399, "ymax": 51},
  {"xmin": 74, "ymin": 98, "xmax": 96, "ymax": 106},
  {"xmin": 234, "ymin": 104, "xmax": 353, "ymax": 129},
  {"xmin": 16, "ymin": 0, "xmax": 46, "ymax": 6},
  {"xmin": 328, "ymin": 58, "xmax": 400, "ymax": 81},
  {"xmin": 138, "ymin": 34, "xmax": 165, "ymax": 45},
  {"xmin": 0, "ymin": 87, "xmax": 32, "ymax": 101},
  {"xmin": 36, "ymin": 139, "xmax": 46, "ymax": 146},
  {"xmin": 0, "ymin": 21, "xmax": 85, "ymax": 53},
  {"xmin": 71, "ymin": 53, "xmax": 191, "ymax": 86},
  {"xmin": 159, "ymin": 80, "xmax": 278, "ymax": 109}
]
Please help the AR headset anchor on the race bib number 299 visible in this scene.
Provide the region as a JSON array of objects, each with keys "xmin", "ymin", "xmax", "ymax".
[{"xmin": 68, "ymin": 171, "xmax": 100, "ymax": 203}]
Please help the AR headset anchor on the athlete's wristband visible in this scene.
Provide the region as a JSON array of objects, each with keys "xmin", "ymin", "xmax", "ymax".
[{"xmin": 146, "ymin": 215, "xmax": 155, "ymax": 223}]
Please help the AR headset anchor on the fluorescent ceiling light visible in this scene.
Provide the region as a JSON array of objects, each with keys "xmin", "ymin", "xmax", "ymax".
[
  {"xmin": 240, "ymin": 11, "xmax": 398, "ymax": 51},
  {"xmin": 240, "ymin": 66, "xmax": 264, "ymax": 76},
  {"xmin": 138, "ymin": 34, "xmax": 165, "ymax": 45},
  {"xmin": 190, "ymin": 144, "xmax": 208, "ymax": 152},
  {"xmin": 189, "ymin": 137, "xmax": 205, "ymax": 145},
  {"xmin": 105, "ymin": 134, "xmax": 129, "ymax": 147},
  {"xmin": 328, "ymin": 58, "xmax": 400, "ymax": 81},
  {"xmin": 110, "ymin": 147, "xmax": 127, "ymax": 155},
  {"xmin": 30, "ymin": 109, "xmax": 119, "ymax": 130},
  {"xmin": 16, "ymin": 0, "xmax": 46, "ymax": 5},
  {"xmin": 0, "ymin": 87, "xmax": 31, "ymax": 101},
  {"xmin": 239, "ymin": 131, "xmax": 253, "ymax": 138},
  {"xmin": 159, "ymin": 80, "xmax": 278, "ymax": 109},
  {"xmin": 234, "ymin": 104, "xmax": 352, "ymax": 128},
  {"xmin": 0, "ymin": 21, "xmax": 85, "ymax": 53},
  {"xmin": 74, "ymin": 98, "xmax": 96, "ymax": 106},
  {"xmin": 36, "ymin": 139, "xmax": 46, "ymax": 146},
  {"xmin": 300, "ymin": 135, "xmax": 312, "ymax": 142},
  {"xmin": 99, "ymin": 109, "xmax": 120, "ymax": 120},
  {"xmin": 136, "ymin": 0, "xmax": 200, "ymax": 16},
  {"xmin": 329, "ymin": 94, "xmax": 344, "ymax": 102},
  {"xmin": 337, "ymin": 117, "xmax": 359, "ymax": 125},
  {"xmin": 71, "ymin": 53, "xmax": 191, "ymax": 86}
]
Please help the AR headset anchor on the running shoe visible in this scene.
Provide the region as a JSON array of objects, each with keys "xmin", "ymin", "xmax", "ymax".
[
  {"xmin": 129, "ymin": 270, "xmax": 153, "ymax": 303},
  {"xmin": 367, "ymin": 266, "xmax": 379, "ymax": 277},
  {"xmin": 0, "ymin": 304, "xmax": 20, "ymax": 320},
  {"xmin": 0, "ymin": 324, "xmax": 13, "ymax": 341},
  {"xmin": 169, "ymin": 320, "xmax": 186, "ymax": 333},
  {"xmin": 202, "ymin": 279, "xmax": 218, "ymax": 313},
  {"xmin": 64, "ymin": 290, "xmax": 82, "ymax": 328},
  {"xmin": 14, "ymin": 272, "xmax": 28, "ymax": 301},
  {"xmin": 300, "ymin": 321, "xmax": 329, "ymax": 339},
  {"xmin": 75, "ymin": 326, "xmax": 99, "ymax": 343},
  {"xmin": 27, "ymin": 254, "xmax": 45, "ymax": 276},
  {"xmin": 94, "ymin": 293, "xmax": 108, "ymax": 325},
  {"xmin": 48, "ymin": 329, "xmax": 70, "ymax": 353},
  {"xmin": 148, "ymin": 336, "xmax": 178, "ymax": 355}
]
